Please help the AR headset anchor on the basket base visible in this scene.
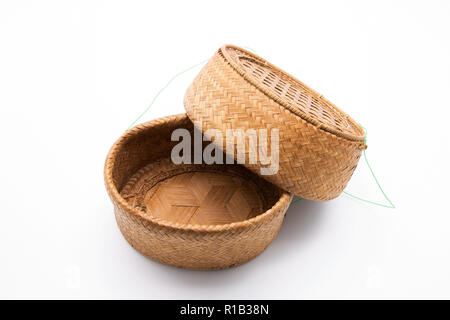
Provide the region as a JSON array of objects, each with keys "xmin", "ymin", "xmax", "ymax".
[
  {"xmin": 106, "ymin": 114, "xmax": 292, "ymax": 270},
  {"xmin": 120, "ymin": 158, "xmax": 268, "ymax": 225}
]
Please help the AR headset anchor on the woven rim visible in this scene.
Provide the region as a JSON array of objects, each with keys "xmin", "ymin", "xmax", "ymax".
[
  {"xmin": 104, "ymin": 113, "xmax": 292, "ymax": 233},
  {"xmin": 220, "ymin": 45, "xmax": 365, "ymax": 142}
]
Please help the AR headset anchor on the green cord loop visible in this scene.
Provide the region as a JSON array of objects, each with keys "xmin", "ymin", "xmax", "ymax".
[
  {"xmin": 342, "ymin": 125, "xmax": 395, "ymax": 208},
  {"xmin": 128, "ymin": 55, "xmax": 394, "ymax": 209}
]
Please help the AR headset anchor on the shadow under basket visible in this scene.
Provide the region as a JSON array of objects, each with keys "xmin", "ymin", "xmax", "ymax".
[{"xmin": 104, "ymin": 114, "xmax": 292, "ymax": 270}]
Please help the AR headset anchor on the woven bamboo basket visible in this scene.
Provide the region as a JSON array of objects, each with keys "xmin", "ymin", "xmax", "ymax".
[
  {"xmin": 104, "ymin": 114, "xmax": 292, "ymax": 270},
  {"xmin": 184, "ymin": 45, "xmax": 366, "ymax": 200}
]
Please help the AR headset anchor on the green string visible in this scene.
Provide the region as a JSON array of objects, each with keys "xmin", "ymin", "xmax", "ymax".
[
  {"xmin": 291, "ymin": 126, "xmax": 395, "ymax": 208},
  {"xmin": 342, "ymin": 126, "xmax": 395, "ymax": 208},
  {"xmin": 127, "ymin": 47, "xmax": 258, "ymax": 130},
  {"xmin": 128, "ymin": 55, "xmax": 394, "ymax": 209},
  {"xmin": 127, "ymin": 59, "xmax": 208, "ymax": 130}
]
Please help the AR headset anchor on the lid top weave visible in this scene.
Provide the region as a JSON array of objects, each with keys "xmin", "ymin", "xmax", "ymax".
[{"xmin": 220, "ymin": 45, "xmax": 365, "ymax": 141}]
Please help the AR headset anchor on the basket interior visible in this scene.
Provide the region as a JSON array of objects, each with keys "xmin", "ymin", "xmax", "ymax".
[
  {"xmin": 120, "ymin": 158, "xmax": 278, "ymax": 225},
  {"xmin": 110, "ymin": 116, "xmax": 282, "ymax": 226},
  {"xmin": 222, "ymin": 46, "xmax": 363, "ymax": 138}
]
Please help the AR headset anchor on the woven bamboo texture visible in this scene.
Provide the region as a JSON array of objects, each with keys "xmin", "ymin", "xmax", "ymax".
[
  {"xmin": 104, "ymin": 114, "xmax": 292, "ymax": 270},
  {"xmin": 184, "ymin": 45, "xmax": 366, "ymax": 200}
]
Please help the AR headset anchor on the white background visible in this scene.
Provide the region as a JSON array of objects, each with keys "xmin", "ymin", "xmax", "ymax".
[{"xmin": 1, "ymin": 0, "xmax": 449, "ymax": 299}]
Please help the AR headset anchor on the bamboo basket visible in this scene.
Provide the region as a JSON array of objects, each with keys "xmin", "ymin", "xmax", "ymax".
[
  {"xmin": 184, "ymin": 45, "xmax": 366, "ymax": 200},
  {"xmin": 104, "ymin": 114, "xmax": 292, "ymax": 270}
]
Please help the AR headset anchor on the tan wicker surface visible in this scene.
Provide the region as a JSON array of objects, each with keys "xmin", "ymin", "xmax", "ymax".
[
  {"xmin": 104, "ymin": 114, "xmax": 292, "ymax": 270},
  {"xmin": 184, "ymin": 45, "xmax": 366, "ymax": 200},
  {"xmin": 121, "ymin": 158, "xmax": 268, "ymax": 225}
]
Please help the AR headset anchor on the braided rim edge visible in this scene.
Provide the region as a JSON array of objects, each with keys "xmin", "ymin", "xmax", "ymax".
[
  {"xmin": 219, "ymin": 44, "xmax": 365, "ymax": 142},
  {"xmin": 104, "ymin": 113, "xmax": 293, "ymax": 233}
]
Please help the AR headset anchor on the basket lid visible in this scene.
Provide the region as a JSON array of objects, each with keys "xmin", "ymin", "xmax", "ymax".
[
  {"xmin": 220, "ymin": 45, "xmax": 365, "ymax": 141},
  {"xmin": 184, "ymin": 44, "xmax": 366, "ymax": 200}
]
